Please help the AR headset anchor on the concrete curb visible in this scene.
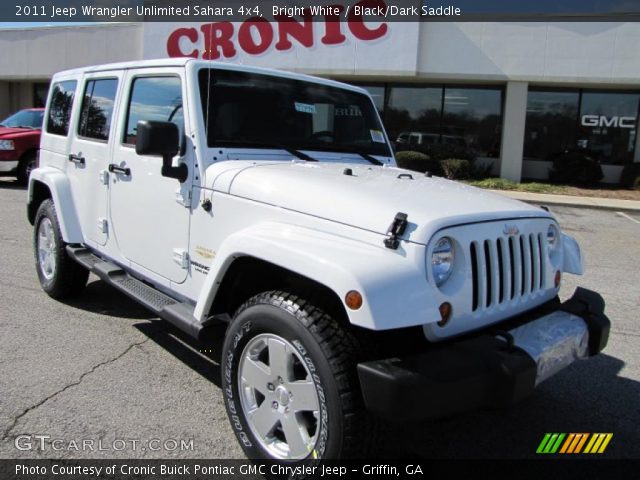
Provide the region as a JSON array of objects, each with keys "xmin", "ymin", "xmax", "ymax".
[{"xmin": 488, "ymin": 190, "xmax": 640, "ymax": 213}]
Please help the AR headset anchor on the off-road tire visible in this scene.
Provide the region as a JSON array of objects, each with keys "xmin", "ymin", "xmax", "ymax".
[
  {"xmin": 221, "ymin": 290, "xmax": 377, "ymax": 462},
  {"xmin": 34, "ymin": 199, "xmax": 89, "ymax": 299}
]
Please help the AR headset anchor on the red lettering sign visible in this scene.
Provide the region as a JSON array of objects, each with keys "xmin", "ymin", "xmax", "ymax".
[{"xmin": 165, "ymin": 1, "xmax": 388, "ymax": 60}]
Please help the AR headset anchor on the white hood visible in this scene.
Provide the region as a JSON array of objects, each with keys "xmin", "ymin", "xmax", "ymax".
[{"xmin": 208, "ymin": 160, "xmax": 552, "ymax": 244}]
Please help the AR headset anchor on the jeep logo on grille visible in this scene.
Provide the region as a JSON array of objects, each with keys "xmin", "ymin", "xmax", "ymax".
[{"xmin": 503, "ymin": 224, "xmax": 519, "ymax": 236}]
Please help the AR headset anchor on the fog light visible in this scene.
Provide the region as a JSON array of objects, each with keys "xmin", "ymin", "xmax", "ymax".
[
  {"xmin": 437, "ymin": 302, "xmax": 452, "ymax": 327},
  {"xmin": 555, "ymin": 271, "xmax": 562, "ymax": 288},
  {"xmin": 345, "ymin": 290, "xmax": 363, "ymax": 310}
]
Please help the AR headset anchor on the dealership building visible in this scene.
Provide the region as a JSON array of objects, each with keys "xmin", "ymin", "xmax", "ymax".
[{"xmin": 1, "ymin": 20, "xmax": 640, "ymax": 183}]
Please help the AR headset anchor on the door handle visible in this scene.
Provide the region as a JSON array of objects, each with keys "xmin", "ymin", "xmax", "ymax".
[
  {"xmin": 68, "ymin": 154, "xmax": 85, "ymax": 165},
  {"xmin": 108, "ymin": 164, "xmax": 131, "ymax": 176}
]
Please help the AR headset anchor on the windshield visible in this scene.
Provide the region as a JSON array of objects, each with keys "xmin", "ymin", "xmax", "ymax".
[
  {"xmin": 198, "ymin": 69, "xmax": 391, "ymax": 157},
  {"xmin": 1, "ymin": 109, "xmax": 44, "ymax": 129}
]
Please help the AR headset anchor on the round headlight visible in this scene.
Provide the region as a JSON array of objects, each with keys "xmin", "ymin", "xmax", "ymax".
[
  {"xmin": 547, "ymin": 224, "xmax": 559, "ymax": 250},
  {"xmin": 432, "ymin": 237, "xmax": 454, "ymax": 287}
]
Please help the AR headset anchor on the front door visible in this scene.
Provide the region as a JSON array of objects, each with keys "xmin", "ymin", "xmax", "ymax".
[{"xmin": 109, "ymin": 70, "xmax": 191, "ymax": 284}]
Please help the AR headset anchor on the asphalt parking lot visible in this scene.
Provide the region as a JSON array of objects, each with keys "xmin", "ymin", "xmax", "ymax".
[{"xmin": 0, "ymin": 177, "xmax": 638, "ymax": 460}]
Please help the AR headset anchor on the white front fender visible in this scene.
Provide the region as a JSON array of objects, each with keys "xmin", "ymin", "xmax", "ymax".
[
  {"xmin": 193, "ymin": 222, "xmax": 439, "ymax": 330},
  {"xmin": 562, "ymin": 232, "xmax": 584, "ymax": 275},
  {"xmin": 28, "ymin": 167, "xmax": 83, "ymax": 243}
]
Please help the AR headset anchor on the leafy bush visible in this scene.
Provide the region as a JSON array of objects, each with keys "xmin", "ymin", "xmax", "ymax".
[
  {"xmin": 423, "ymin": 143, "xmax": 475, "ymax": 162},
  {"xmin": 395, "ymin": 150, "xmax": 442, "ymax": 175},
  {"xmin": 441, "ymin": 159, "xmax": 472, "ymax": 180},
  {"xmin": 549, "ymin": 151, "xmax": 603, "ymax": 186},
  {"xmin": 620, "ymin": 163, "xmax": 640, "ymax": 190}
]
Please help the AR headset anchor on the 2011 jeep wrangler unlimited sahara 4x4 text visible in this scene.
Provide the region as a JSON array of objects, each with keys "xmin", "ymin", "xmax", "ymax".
[{"xmin": 28, "ymin": 59, "xmax": 610, "ymax": 462}]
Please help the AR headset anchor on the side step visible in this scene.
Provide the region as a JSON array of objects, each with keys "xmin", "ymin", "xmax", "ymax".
[{"xmin": 67, "ymin": 246, "xmax": 210, "ymax": 339}]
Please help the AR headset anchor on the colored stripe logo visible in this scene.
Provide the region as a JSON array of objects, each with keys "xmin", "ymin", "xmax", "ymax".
[{"xmin": 537, "ymin": 433, "xmax": 613, "ymax": 454}]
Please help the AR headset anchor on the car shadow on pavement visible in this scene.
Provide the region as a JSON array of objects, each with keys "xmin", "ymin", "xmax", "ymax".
[
  {"xmin": 0, "ymin": 179, "xmax": 26, "ymax": 190},
  {"xmin": 134, "ymin": 320, "xmax": 226, "ymax": 389},
  {"xmin": 61, "ymin": 279, "xmax": 155, "ymax": 319},
  {"xmin": 382, "ymin": 352, "xmax": 639, "ymax": 459}
]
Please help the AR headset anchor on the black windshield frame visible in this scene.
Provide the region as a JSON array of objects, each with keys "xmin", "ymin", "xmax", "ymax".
[{"xmin": 198, "ymin": 69, "xmax": 391, "ymax": 158}]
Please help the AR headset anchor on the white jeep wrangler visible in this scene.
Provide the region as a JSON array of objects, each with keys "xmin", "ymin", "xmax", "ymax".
[{"xmin": 28, "ymin": 59, "xmax": 609, "ymax": 462}]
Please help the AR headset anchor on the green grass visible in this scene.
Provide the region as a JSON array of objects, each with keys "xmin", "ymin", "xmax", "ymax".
[{"xmin": 467, "ymin": 178, "xmax": 563, "ymax": 194}]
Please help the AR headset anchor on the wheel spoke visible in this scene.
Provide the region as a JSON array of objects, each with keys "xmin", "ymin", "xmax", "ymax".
[
  {"xmin": 248, "ymin": 401, "xmax": 279, "ymax": 438},
  {"xmin": 241, "ymin": 358, "xmax": 271, "ymax": 393},
  {"xmin": 281, "ymin": 414, "xmax": 311, "ymax": 458},
  {"xmin": 268, "ymin": 338, "xmax": 291, "ymax": 380},
  {"xmin": 288, "ymin": 380, "xmax": 319, "ymax": 412}
]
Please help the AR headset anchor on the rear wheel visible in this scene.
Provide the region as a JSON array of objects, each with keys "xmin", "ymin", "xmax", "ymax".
[
  {"xmin": 34, "ymin": 199, "xmax": 89, "ymax": 299},
  {"xmin": 222, "ymin": 291, "xmax": 376, "ymax": 461}
]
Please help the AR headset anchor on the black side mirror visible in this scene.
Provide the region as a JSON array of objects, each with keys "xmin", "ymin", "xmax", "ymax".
[{"xmin": 136, "ymin": 120, "xmax": 188, "ymax": 182}]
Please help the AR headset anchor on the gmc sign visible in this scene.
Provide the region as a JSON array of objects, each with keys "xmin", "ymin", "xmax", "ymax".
[{"xmin": 581, "ymin": 115, "xmax": 636, "ymax": 129}]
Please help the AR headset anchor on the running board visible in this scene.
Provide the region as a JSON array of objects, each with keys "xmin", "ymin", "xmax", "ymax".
[{"xmin": 67, "ymin": 246, "xmax": 210, "ymax": 339}]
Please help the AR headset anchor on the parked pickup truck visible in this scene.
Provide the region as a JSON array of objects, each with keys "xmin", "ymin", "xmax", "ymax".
[
  {"xmin": 28, "ymin": 59, "xmax": 610, "ymax": 462},
  {"xmin": 0, "ymin": 108, "xmax": 43, "ymax": 184}
]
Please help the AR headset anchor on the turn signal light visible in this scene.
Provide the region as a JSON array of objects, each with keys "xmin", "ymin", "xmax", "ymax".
[
  {"xmin": 437, "ymin": 302, "xmax": 452, "ymax": 327},
  {"xmin": 345, "ymin": 290, "xmax": 363, "ymax": 310},
  {"xmin": 555, "ymin": 271, "xmax": 562, "ymax": 288}
]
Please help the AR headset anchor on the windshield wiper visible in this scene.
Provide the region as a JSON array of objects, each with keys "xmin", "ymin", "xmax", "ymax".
[
  {"xmin": 310, "ymin": 144, "xmax": 384, "ymax": 166},
  {"xmin": 14, "ymin": 125, "xmax": 35, "ymax": 130},
  {"xmin": 221, "ymin": 139, "xmax": 317, "ymax": 162}
]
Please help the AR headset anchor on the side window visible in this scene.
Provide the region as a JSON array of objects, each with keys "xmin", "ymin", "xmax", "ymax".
[
  {"xmin": 78, "ymin": 78, "xmax": 118, "ymax": 141},
  {"xmin": 46, "ymin": 80, "xmax": 77, "ymax": 136},
  {"xmin": 124, "ymin": 76, "xmax": 183, "ymax": 146}
]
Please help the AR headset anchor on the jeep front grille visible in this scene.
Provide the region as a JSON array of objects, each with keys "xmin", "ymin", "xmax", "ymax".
[{"xmin": 469, "ymin": 233, "xmax": 546, "ymax": 312}]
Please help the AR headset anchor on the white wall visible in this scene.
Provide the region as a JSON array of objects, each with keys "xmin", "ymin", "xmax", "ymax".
[
  {"xmin": 416, "ymin": 23, "xmax": 640, "ymax": 86},
  {"xmin": 0, "ymin": 23, "xmax": 143, "ymax": 80}
]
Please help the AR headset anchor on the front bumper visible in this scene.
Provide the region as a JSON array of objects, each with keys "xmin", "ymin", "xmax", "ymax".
[
  {"xmin": 357, "ymin": 287, "xmax": 610, "ymax": 421},
  {"xmin": 0, "ymin": 160, "xmax": 18, "ymax": 173}
]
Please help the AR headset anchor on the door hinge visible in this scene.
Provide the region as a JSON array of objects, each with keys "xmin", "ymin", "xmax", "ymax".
[
  {"xmin": 99, "ymin": 169, "xmax": 109, "ymax": 185},
  {"xmin": 97, "ymin": 217, "xmax": 108, "ymax": 234},
  {"xmin": 172, "ymin": 248, "xmax": 190, "ymax": 269},
  {"xmin": 175, "ymin": 188, "xmax": 192, "ymax": 207}
]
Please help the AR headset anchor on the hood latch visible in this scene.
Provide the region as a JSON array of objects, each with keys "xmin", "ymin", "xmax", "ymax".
[{"xmin": 384, "ymin": 212, "xmax": 408, "ymax": 250}]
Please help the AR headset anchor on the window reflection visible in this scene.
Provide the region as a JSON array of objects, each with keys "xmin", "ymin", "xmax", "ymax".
[
  {"xmin": 46, "ymin": 81, "xmax": 76, "ymax": 137},
  {"xmin": 386, "ymin": 86, "xmax": 442, "ymax": 143},
  {"xmin": 525, "ymin": 89, "xmax": 640, "ymax": 165},
  {"xmin": 78, "ymin": 79, "xmax": 118, "ymax": 141},
  {"xmin": 442, "ymin": 88, "xmax": 502, "ymax": 156},
  {"xmin": 578, "ymin": 92, "xmax": 639, "ymax": 165},
  {"xmin": 524, "ymin": 90, "xmax": 580, "ymax": 161},
  {"xmin": 358, "ymin": 85, "xmax": 385, "ymax": 116}
]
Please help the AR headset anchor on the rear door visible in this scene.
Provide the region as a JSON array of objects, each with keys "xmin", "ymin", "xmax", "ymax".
[
  {"xmin": 67, "ymin": 73, "xmax": 121, "ymax": 246},
  {"xmin": 40, "ymin": 78, "xmax": 79, "ymax": 173}
]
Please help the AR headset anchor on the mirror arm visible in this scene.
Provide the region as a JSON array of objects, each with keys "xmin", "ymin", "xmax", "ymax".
[{"xmin": 161, "ymin": 154, "xmax": 188, "ymax": 183}]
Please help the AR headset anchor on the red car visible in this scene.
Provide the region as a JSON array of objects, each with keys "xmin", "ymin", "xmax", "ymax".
[{"xmin": 0, "ymin": 108, "xmax": 44, "ymax": 184}]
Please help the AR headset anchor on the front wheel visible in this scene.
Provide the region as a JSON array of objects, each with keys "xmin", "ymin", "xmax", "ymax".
[{"xmin": 221, "ymin": 291, "xmax": 376, "ymax": 461}]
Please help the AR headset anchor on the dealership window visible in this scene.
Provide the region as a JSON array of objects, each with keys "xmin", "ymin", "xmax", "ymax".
[
  {"xmin": 46, "ymin": 80, "xmax": 77, "ymax": 137},
  {"xmin": 525, "ymin": 89, "xmax": 640, "ymax": 165},
  {"xmin": 78, "ymin": 79, "xmax": 118, "ymax": 141},
  {"xmin": 33, "ymin": 82, "xmax": 49, "ymax": 108},
  {"xmin": 385, "ymin": 85, "xmax": 442, "ymax": 143},
  {"xmin": 524, "ymin": 90, "xmax": 580, "ymax": 162},
  {"xmin": 442, "ymin": 87, "xmax": 503, "ymax": 157},
  {"xmin": 382, "ymin": 84, "xmax": 503, "ymax": 157},
  {"xmin": 124, "ymin": 76, "xmax": 183, "ymax": 145},
  {"xmin": 358, "ymin": 85, "xmax": 385, "ymax": 116},
  {"xmin": 578, "ymin": 92, "xmax": 640, "ymax": 165}
]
